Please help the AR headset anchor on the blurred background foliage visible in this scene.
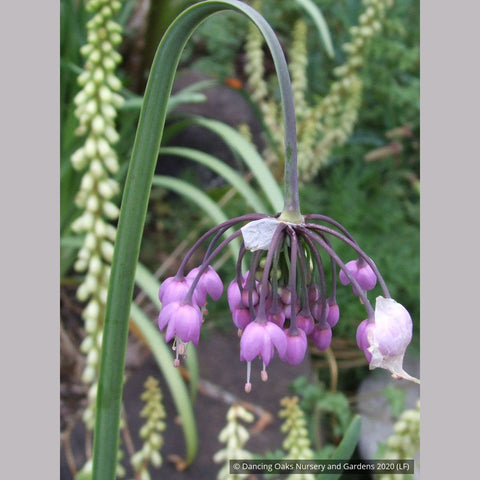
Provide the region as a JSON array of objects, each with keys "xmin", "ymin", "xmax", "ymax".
[{"xmin": 61, "ymin": 0, "xmax": 419, "ymax": 476}]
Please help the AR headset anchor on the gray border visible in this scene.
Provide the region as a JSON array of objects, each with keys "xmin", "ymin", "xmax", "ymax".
[
  {"xmin": 421, "ymin": 1, "xmax": 480, "ymax": 478},
  {"xmin": 4, "ymin": 0, "xmax": 477, "ymax": 478},
  {"xmin": 2, "ymin": 1, "xmax": 59, "ymax": 478}
]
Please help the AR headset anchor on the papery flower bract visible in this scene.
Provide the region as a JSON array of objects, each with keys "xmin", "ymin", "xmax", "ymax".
[
  {"xmin": 157, "ymin": 301, "xmax": 203, "ymax": 346},
  {"xmin": 187, "ymin": 265, "xmax": 224, "ymax": 302},
  {"xmin": 339, "ymin": 258, "xmax": 377, "ymax": 293},
  {"xmin": 240, "ymin": 320, "xmax": 287, "ymax": 365},
  {"xmin": 363, "ymin": 296, "xmax": 419, "ymax": 384},
  {"xmin": 281, "ymin": 329, "xmax": 308, "ymax": 365}
]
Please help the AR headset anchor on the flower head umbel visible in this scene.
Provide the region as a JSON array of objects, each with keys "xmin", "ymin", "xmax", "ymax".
[{"xmin": 157, "ymin": 209, "xmax": 419, "ymax": 391}]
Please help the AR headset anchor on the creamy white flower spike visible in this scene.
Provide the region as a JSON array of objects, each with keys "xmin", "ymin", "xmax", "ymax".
[{"xmin": 367, "ymin": 296, "xmax": 419, "ymax": 384}]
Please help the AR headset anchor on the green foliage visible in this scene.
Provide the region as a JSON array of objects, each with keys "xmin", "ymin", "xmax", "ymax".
[
  {"xmin": 290, "ymin": 376, "xmax": 353, "ymax": 440},
  {"xmin": 188, "ymin": 11, "xmax": 248, "ymax": 78},
  {"xmin": 361, "ymin": 1, "xmax": 420, "ymax": 127},
  {"xmin": 381, "ymin": 384, "xmax": 407, "ymax": 418}
]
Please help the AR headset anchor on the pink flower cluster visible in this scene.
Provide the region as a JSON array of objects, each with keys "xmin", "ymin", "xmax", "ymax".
[
  {"xmin": 157, "ymin": 265, "xmax": 223, "ymax": 364},
  {"xmin": 157, "ymin": 212, "xmax": 418, "ymax": 391}
]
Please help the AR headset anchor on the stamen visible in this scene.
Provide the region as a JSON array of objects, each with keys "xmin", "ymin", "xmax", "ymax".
[
  {"xmin": 173, "ymin": 336, "xmax": 181, "ymax": 366},
  {"xmin": 261, "ymin": 362, "xmax": 268, "ymax": 382},
  {"xmin": 177, "ymin": 342, "xmax": 187, "ymax": 356},
  {"xmin": 245, "ymin": 361, "xmax": 252, "ymax": 393}
]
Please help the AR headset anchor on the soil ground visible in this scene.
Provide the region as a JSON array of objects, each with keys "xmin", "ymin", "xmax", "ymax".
[{"xmin": 60, "ymin": 324, "xmax": 313, "ymax": 479}]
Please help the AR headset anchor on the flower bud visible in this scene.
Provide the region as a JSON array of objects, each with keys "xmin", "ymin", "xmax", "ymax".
[
  {"xmin": 90, "ymin": 160, "xmax": 104, "ymax": 178},
  {"xmin": 82, "ymin": 365, "xmax": 96, "ymax": 384},
  {"xmin": 103, "ymin": 154, "xmax": 119, "ymax": 173},
  {"xmin": 85, "ymin": 232, "xmax": 97, "ymax": 250},
  {"xmin": 102, "ymin": 201, "xmax": 119, "ymax": 219},
  {"xmin": 89, "ymin": 255, "xmax": 102, "ymax": 275},
  {"xmin": 76, "ymin": 283, "xmax": 90, "ymax": 302},
  {"xmin": 100, "ymin": 240, "xmax": 114, "ymax": 262},
  {"xmin": 86, "ymin": 194, "xmax": 99, "ymax": 213},
  {"xmin": 91, "ymin": 115, "xmax": 105, "ymax": 134},
  {"xmin": 71, "ymin": 148, "xmax": 88, "ymax": 170}
]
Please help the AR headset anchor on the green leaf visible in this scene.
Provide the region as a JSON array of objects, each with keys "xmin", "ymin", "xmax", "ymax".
[
  {"xmin": 92, "ymin": 2, "xmax": 296, "ymax": 479},
  {"xmin": 130, "ymin": 304, "xmax": 198, "ymax": 466},
  {"xmin": 190, "ymin": 117, "xmax": 283, "ymax": 213},
  {"xmin": 294, "ymin": 0, "xmax": 335, "ymax": 59},
  {"xmin": 159, "ymin": 146, "xmax": 268, "ymax": 213},
  {"xmin": 152, "ymin": 175, "xmax": 240, "ymax": 263},
  {"xmin": 121, "ymin": 80, "xmax": 217, "ymax": 113},
  {"xmin": 322, "ymin": 415, "xmax": 362, "ymax": 480},
  {"xmin": 134, "ymin": 262, "xmax": 199, "ymax": 399}
]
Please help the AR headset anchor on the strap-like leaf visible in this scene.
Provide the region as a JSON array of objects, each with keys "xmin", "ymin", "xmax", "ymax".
[
  {"xmin": 152, "ymin": 175, "xmax": 240, "ymax": 261},
  {"xmin": 295, "ymin": 0, "xmax": 335, "ymax": 58},
  {"xmin": 159, "ymin": 146, "xmax": 268, "ymax": 213}
]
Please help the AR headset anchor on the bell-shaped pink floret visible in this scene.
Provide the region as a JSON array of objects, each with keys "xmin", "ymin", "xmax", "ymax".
[
  {"xmin": 326, "ymin": 301, "xmax": 340, "ymax": 328},
  {"xmin": 227, "ymin": 273, "xmax": 257, "ymax": 311},
  {"xmin": 310, "ymin": 325, "xmax": 332, "ymax": 351},
  {"xmin": 296, "ymin": 310, "xmax": 314, "ymax": 335},
  {"xmin": 157, "ymin": 301, "xmax": 203, "ymax": 346},
  {"xmin": 159, "ymin": 275, "xmax": 205, "ymax": 307},
  {"xmin": 232, "ymin": 306, "xmax": 252, "ymax": 330},
  {"xmin": 356, "ymin": 318, "xmax": 374, "ymax": 362},
  {"xmin": 227, "ymin": 278, "xmax": 242, "ymax": 312},
  {"xmin": 187, "ymin": 265, "xmax": 224, "ymax": 303},
  {"xmin": 159, "ymin": 276, "xmax": 190, "ymax": 304},
  {"xmin": 339, "ymin": 259, "xmax": 377, "ymax": 293},
  {"xmin": 267, "ymin": 304, "xmax": 286, "ymax": 328},
  {"xmin": 281, "ymin": 329, "xmax": 308, "ymax": 365},
  {"xmin": 240, "ymin": 320, "xmax": 287, "ymax": 366}
]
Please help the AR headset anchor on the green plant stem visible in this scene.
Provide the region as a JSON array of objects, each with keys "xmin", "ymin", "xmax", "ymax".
[{"xmin": 92, "ymin": 2, "xmax": 301, "ymax": 479}]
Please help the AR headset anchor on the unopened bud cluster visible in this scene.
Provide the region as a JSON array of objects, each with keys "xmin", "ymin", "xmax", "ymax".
[
  {"xmin": 377, "ymin": 401, "xmax": 420, "ymax": 480},
  {"xmin": 279, "ymin": 396, "xmax": 315, "ymax": 480},
  {"xmin": 243, "ymin": 0, "xmax": 394, "ymax": 181},
  {"xmin": 298, "ymin": 0, "xmax": 394, "ymax": 180},
  {"xmin": 213, "ymin": 404, "xmax": 254, "ymax": 480},
  {"xmin": 131, "ymin": 377, "xmax": 166, "ymax": 480},
  {"xmin": 70, "ymin": 0, "xmax": 124, "ymax": 430}
]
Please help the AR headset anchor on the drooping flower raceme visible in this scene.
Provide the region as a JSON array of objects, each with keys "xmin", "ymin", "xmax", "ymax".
[{"xmin": 157, "ymin": 211, "xmax": 419, "ymax": 392}]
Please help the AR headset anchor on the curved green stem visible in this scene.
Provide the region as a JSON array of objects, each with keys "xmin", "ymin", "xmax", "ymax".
[{"xmin": 92, "ymin": 1, "xmax": 300, "ymax": 479}]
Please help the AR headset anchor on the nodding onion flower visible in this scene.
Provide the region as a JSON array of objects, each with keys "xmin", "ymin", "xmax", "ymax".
[
  {"xmin": 158, "ymin": 212, "xmax": 419, "ymax": 392},
  {"xmin": 154, "ymin": 0, "xmax": 417, "ymax": 393}
]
